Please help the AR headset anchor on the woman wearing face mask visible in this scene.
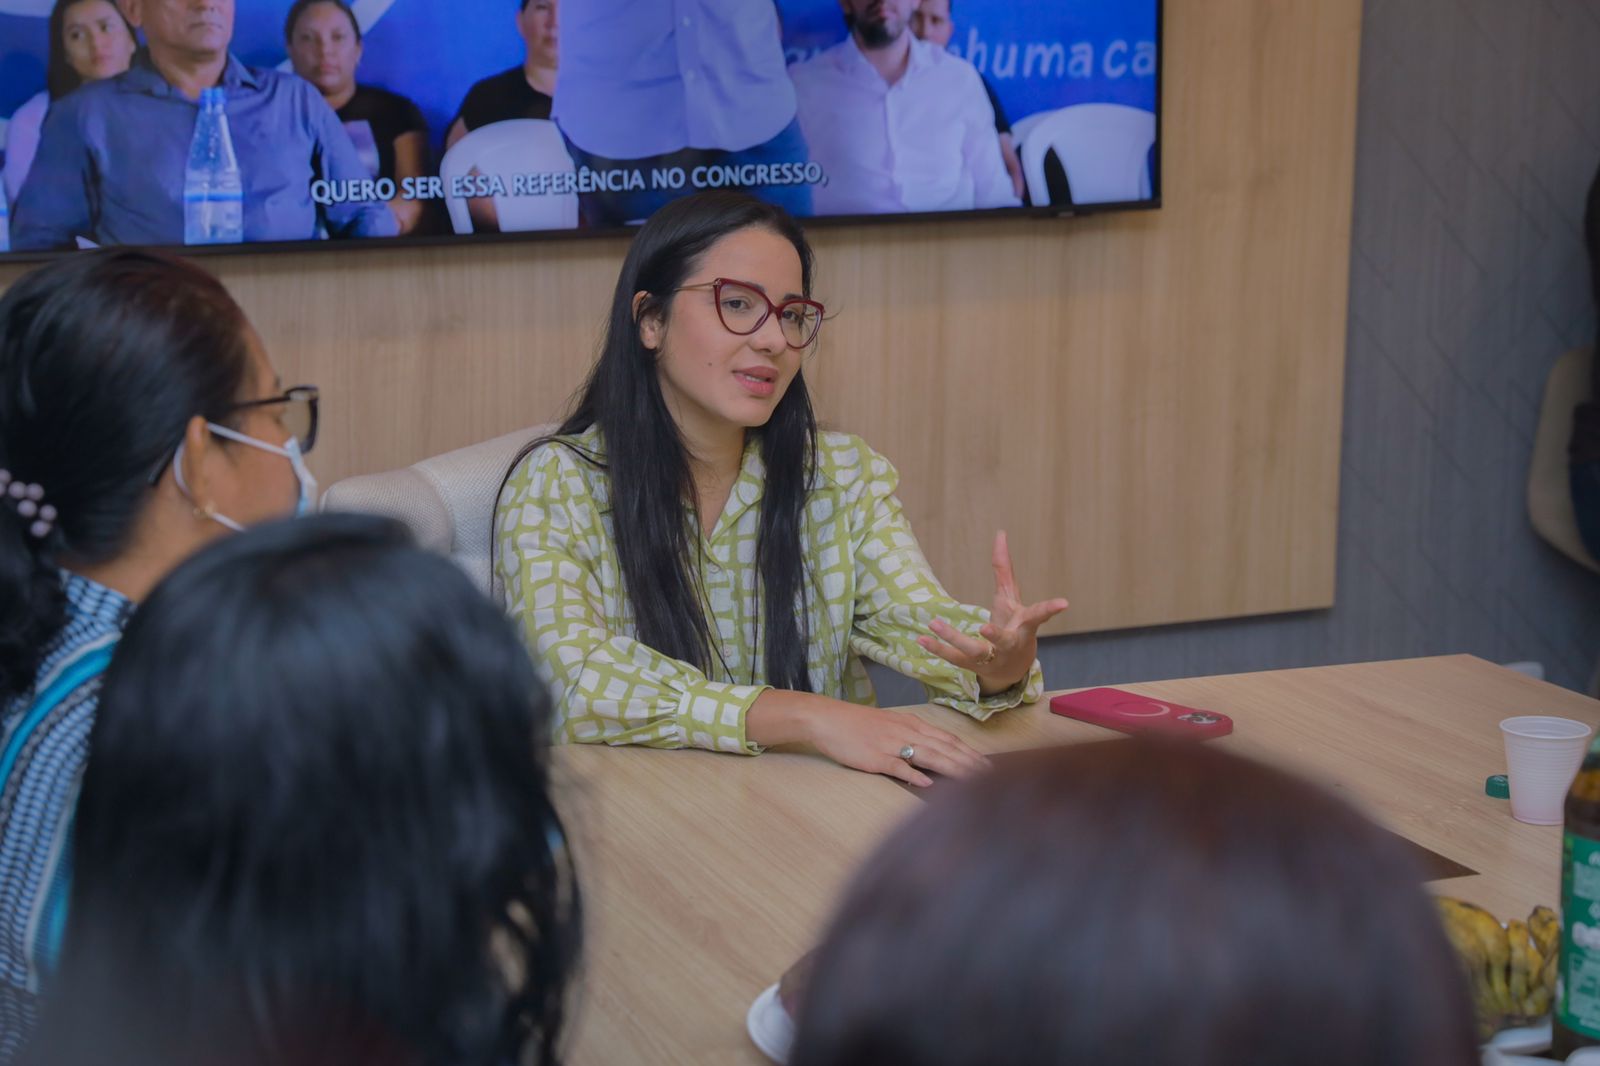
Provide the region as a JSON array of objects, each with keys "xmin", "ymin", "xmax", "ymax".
[
  {"xmin": 3, "ymin": 0, "xmax": 137, "ymax": 205},
  {"xmin": 496, "ymin": 191, "xmax": 1067, "ymax": 787},
  {"xmin": 0, "ymin": 249, "xmax": 314, "ymax": 1061}
]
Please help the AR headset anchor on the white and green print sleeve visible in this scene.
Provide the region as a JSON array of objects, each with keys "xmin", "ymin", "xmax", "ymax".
[
  {"xmin": 845, "ymin": 444, "xmax": 1044, "ymax": 720},
  {"xmin": 498, "ymin": 446, "xmax": 769, "ymax": 754}
]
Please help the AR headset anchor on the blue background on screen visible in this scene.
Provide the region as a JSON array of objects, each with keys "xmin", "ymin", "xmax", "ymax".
[{"xmin": 1, "ymin": 0, "xmax": 1157, "ymax": 158}]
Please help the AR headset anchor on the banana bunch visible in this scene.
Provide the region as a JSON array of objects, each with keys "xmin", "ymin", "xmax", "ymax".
[{"xmin": 1436, "ymin": 897, "xmax": 1560, "ymax": 1040}]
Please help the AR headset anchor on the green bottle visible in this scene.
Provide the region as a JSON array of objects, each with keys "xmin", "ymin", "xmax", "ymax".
[{"xmin": 1554, "ymin": 737, "xmax": 1600, "ymax": 1056}]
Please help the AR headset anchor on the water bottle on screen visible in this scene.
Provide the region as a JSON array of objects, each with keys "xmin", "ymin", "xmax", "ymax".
[{"xmin": 184, "ymin": 87, "xmax": 243, "ymax": 245}]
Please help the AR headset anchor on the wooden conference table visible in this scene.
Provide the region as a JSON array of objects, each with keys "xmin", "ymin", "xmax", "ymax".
[{"xmin": 551, "ymin": 655, "xmax": 1600, "ymax": 1065}]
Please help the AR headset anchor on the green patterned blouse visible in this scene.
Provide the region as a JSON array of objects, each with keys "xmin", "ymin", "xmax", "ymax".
[{"xmin": 495, "ymin": 427, "xmax": 1044, "ymax": 754}]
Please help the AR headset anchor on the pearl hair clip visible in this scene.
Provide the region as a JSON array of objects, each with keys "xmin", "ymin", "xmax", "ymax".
[{"xmin": 0, "ymin": 469, "xmax": 57, "ymax": 540}]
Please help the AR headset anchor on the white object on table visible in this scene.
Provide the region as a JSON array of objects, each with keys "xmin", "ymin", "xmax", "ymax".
[
  {"xmin": 747, "ymin": 982, "xmax": 794, "ymax": 1064},
  {"xmin": 1480, "ymin": 1020, "xmax": 1600, "ymax": 1064},
  {"xmin": 1500, "ymin": 716, "xmax": 1593, "ymax": 824}
]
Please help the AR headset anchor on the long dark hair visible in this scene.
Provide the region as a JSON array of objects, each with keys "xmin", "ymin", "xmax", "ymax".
[
  {"xmin": 46, "ymin": 0, "xmax": 135, "ymax": 100},
  {"xmin": 502, "ymin": 191, "xmax": 820, "ymax": 690},
  {"xmin": 0, "ymin": 248, "xmax": 252, "ymax": 705},
  {"xmin": 22, "ymin": 514, "xmax": 581, "ymax": 1066},
  {"xmin": 790, "ymin": 740, "xmax": 1481, "ymax": 1066}
]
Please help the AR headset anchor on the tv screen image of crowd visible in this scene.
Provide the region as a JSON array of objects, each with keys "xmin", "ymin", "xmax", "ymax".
[{"xmin": 0, "ymin": 0, "xmax": 1160, "ymax": 255}]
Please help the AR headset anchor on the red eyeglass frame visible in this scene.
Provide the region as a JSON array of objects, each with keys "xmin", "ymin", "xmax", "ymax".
[{"xmin": 673, "ymin": 277, "xmax": 825, "ymax": 349}]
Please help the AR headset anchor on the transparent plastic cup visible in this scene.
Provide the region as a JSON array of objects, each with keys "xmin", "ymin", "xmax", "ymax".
[{"xmin": 1500, "ymin": 716, "xmax": 1594, "ymax": 825}]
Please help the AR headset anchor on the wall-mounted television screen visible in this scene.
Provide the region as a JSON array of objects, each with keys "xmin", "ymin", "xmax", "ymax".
[{"xmin": 0, "ymin": 0, "xmax": 1161, "ymax": 257}]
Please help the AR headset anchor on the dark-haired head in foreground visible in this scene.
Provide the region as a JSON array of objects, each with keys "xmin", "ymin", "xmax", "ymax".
[
  {"xmin": 790, "ymin": 739, "xmax": 1479, "ymax": 1066},
  {"xmin": 22, "ymin": 514, "xmax": 580, "ymax": 1066}
]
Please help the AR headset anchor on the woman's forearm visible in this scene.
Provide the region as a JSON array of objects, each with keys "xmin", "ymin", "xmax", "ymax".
[{"xmin": 746, "ymin": 689, "xmax": 850, "ymax": 747}]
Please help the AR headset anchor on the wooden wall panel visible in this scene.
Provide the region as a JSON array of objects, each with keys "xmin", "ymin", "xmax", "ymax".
[{"xmin": 0, "ymin": 0, "xmax": 1364, "ymax": 638}]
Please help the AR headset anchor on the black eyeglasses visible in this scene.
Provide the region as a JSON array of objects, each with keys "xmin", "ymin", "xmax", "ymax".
[
  {"xmin": 147, "ymin": 385, "xmax": 320, "ymax": 485},
  {"xmin": 673, "ymin": 278, "xmax": 826, "ymax": 349},
  {"xmin": 236, "ymin": 385, "xmax": 319, "ymax": 453}
]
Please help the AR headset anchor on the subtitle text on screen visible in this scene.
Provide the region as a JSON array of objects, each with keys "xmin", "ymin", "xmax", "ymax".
[{"xmin": 310, "ymin": 163, "xmax": 830, "ymax": 207}]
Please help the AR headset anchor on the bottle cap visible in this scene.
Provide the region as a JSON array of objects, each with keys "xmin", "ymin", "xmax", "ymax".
[{"xmin": 1485, "ymin": 774, "xmax": 1510, "ymax": 799}]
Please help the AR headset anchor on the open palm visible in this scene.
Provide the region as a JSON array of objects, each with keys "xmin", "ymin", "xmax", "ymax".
[{"xmin": 919, "ymin": 531, "xmax": 1069, "ymax": 692}]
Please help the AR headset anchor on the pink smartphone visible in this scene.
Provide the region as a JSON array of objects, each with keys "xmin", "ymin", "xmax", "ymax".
[{"xmin": 1049, "ymin": 687, "xmax": 1233, "ymax": 740}]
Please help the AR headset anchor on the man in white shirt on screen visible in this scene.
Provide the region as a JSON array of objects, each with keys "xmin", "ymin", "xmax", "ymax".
[
  {"xmin": 552, "ymin": 0, "xmax": 813, "ymax": 227},
  {"xmin": 789, "ymin": 0, "xmax": 1020, "ymax": 216}
]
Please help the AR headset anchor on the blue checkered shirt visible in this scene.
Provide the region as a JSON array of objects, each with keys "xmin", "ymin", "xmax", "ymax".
[{"xmin": 0, "ymin": 573, "xmax": 130, "ymax": 1062}]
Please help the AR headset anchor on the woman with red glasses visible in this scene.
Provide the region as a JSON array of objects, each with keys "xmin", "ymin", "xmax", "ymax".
[
  {"xmin": 0, "ymin": 249, "xmax": 317, "ymax": 1060},
  {"xmin": 495, "ymin": 190, "xmax": 1066, "ymax": 786}
]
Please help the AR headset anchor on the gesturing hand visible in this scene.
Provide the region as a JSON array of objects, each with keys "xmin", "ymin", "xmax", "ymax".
[{"xmin": 918, "ymin": 530, "xmax": 1069, "ymax": 695}]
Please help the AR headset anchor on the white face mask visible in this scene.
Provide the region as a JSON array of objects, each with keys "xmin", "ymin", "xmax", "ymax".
[{"xmin": 173, "ymin": 422, "xmax": 319, "ymax": 532}]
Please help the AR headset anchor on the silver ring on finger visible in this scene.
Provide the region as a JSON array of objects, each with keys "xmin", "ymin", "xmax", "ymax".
[{"xmin": 898, "ymin": 744, "xmax": 916, "ymax": 762}]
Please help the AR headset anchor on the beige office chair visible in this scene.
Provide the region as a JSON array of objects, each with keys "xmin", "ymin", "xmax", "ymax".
[
  {"xmin": 1528, "ymin": 347, "xmax": 1599, "ymax": 575},
  {"xmin": 321, "ymin": 424, "xmax": 553, "ymax": 602}
]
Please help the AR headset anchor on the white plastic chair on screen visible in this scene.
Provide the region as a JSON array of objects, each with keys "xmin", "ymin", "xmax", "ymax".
[
  {"xmin": 1008, "ymin": 109, "xmax": 1049, "ymax": 149},
  {"xmin": 438, "ymin": 118, "xmax": 578, "ymax": 234},
  {"xmin": 1017, "ymin": 103, "xmax": 1156, "ymax": 208}
]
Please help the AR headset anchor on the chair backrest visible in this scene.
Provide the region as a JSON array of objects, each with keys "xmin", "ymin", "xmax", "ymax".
[
  {"xmin": 321, "ymin": 424, "xmax": 553, "ymax": 601},
  {"xmin": 1009, "ymin": 109, "xmax": 1049, "ymax": 149},
  {"xmin": 1017, "ymin": 103, "xmax": 1156, "ymax": 208},
  {"xmin": 438, "ymin": 119, "xmax": 578, "ymax": 234},
  {"xmin": 1528, "ymin": 347, "xmax": 1599, "ymax": 574}
]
